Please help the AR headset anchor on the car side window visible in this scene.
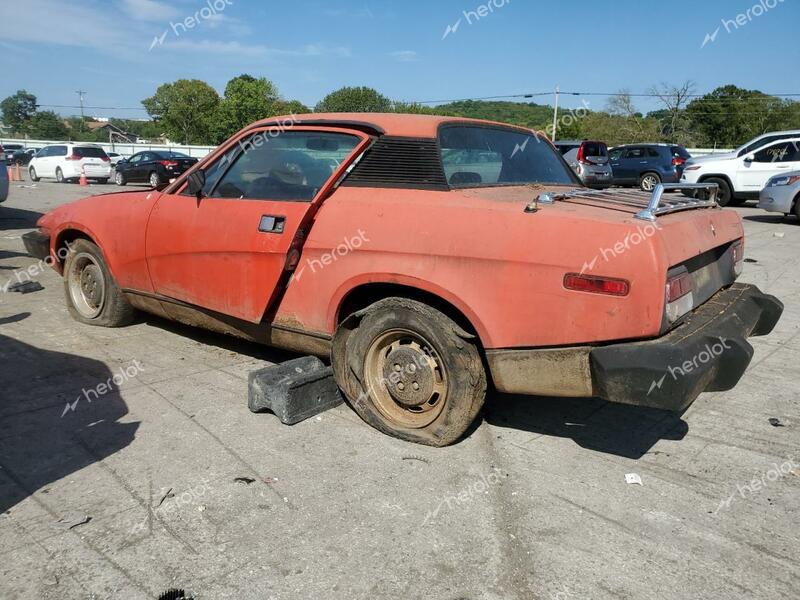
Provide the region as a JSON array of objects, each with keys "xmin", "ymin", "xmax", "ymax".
[
  {"xmin": 646, "ymin": 148, "xmax": 660, "ymax": 158},
  {"xmin": 609, "ymin": 149, "xmax": 623, "ymax": 161},
  {"xmin": 129, "ymin": 154, "xmax": 142, "ymax": 164},
  {"xmin": 753, "ymin": 142, "xmax": 797, "ymax": 163},
  {"xmin": 53, "ymin": 145, "xmax": 67, "ymax": 157},
  {"xmin": 624, "ymin": 148, "xmax": 645, "ymax": 159},
  {"xmin": 206, "ymin": 131, "xmax": 360, "ymax": 201}
]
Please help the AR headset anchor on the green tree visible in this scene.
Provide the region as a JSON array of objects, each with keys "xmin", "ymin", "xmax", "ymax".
[
  {"xmin": 1, "ymin": 90, "xmax": 37, "ymax": 134},
  {"xmin": 273, "ymin": 99, "xmax": 311, "ymax": 116},
  {"xmin": 315, "ymin": 86, "xmax": 392, "ymax": 113},
  {"xmin": 26, "ymin": 111, "xmax": 69, "ymax": 139},
  {"xmin": 142, "ymin": 79, "xmax": 220, "ymax": 144},
  {"xmin": 686, "ymin": 85, "xmax": 794, "ymax": 147},
  {"xmin": 214, "ymin": 74, "xmax": 282, "ymax": 141}
]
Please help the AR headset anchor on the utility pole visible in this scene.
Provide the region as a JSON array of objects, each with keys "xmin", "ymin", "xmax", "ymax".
[
  {"xmin": 551, "ymin": 85, "xmax": 560, "ymax": 142},
  {"xmin": 76, "ymin": 90, "xmax": 87, "ymax": 132}
]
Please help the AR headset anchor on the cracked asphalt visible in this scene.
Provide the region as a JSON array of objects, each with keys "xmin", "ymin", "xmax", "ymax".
[{"xmin": 1, "ymin": 178, "xmax": 798, "ymax": 600}]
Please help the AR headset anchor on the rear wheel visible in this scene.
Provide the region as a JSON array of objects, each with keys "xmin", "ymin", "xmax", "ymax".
[
  {"xmin": 149, "ymin": 172, "xmax": 160, "ymax": 187},
  {"xmin": 705, "ymin": 177, "xmax": 732, "ymax": 207},
  {"xmin": 29, "ymin": 167, "xmax": 40, "ymax": 182},
  {"xmin": 63, "ymin": 239, "xmax": 136, "ymax": 327},
  {"xmin": 639, "ymin": 172, "xmax": 661, "ymax": 192},
  {"xmin": 332, "ymin": 298, "xmax": 487, "ymax": 446}
]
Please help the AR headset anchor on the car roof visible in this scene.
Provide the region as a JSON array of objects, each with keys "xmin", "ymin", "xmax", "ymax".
[{"xmin": 246, "ymin": 112, "xmax": 541, "ymax": 138}]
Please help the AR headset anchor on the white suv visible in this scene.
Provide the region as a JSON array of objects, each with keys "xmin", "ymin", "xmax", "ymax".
[
  {"xmin": 681, "ymin": 131, "xmax": 800, "ymax": 206},
  {"xmin": 28, "ymin": 144, "xmax": 112, "ymax": 184}
]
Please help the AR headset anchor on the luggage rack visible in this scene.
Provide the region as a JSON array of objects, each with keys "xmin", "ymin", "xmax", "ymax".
[{"xmin": 537, "ymin": 183, "xmax": 720, "ymax": 221}]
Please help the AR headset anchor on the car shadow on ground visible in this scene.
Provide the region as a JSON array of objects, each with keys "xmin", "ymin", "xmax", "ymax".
[
  {"xmin": 742, "ymin": 214, "xmax": 797, "ymax": 224},
  {"xmin": 0, "ymin": 321, "xmax": 139, "ymax": 514},
  {"xmin": 483, "ymin": 392, "xmax": 688, "ymax": 459},
  {"xmin": 0, "ymin": 206, "xmax": 43, "ymax": 230}
]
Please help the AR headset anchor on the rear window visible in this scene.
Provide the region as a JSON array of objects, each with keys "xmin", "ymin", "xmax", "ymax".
[
  {"xmin": 439, "ymin": 126, "xmax": 578, "ymax": 187},
  {"xmin": 73, "ymin": 147, "xmax": 108, "ymax": 159},
  {"xmin": 671, "ymin": 146, "xmax": 691, "ymax": 159},
  {"xmin": 555, "ymin": 144, "xmax": 579, "ymax": 155},
  {"xmin": 581, "ymin": 142, "xmax": 607, "ymax": 157}
]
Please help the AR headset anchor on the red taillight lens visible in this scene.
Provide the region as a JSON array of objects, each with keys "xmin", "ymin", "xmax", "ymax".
[
  {"xmin": 564, "ymin": 273, "xmax": 630, "ymax": 296},
  {"xmin": 666, "ymin": 272, "xmax": 693, "ymax": 302},
  {"xmin": 65, "ymin": 154, "xmax": 81, "ymax": 161},
  {"xmin": 672, "ymin": 157, "xmax": 685, "ymax": 166},
  {"xmin": 101, "ymin": 156, "xmax": 110, "ymax": 162},
  {"xmin": 160, "ymin": 160, "xmax": 178, "ymax": 167},
  {"xmin": 576, "ymin": 144, "xmax": 586, "ymax": 164}
]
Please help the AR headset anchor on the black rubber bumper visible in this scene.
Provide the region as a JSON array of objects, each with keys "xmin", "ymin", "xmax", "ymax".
[
  {"xmin": 590, "ymin": 283, "xmax": 783, "ymax": 411},
  {"xmin": 22, "ymin": 230, "xmax": 51, "ymax": 261}
]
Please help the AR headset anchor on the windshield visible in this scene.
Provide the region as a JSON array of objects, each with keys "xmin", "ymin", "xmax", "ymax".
[
  {"xmin": 439, "ymin": 126, "xmax": 579, "ymax": 187},
  {"xmin": 74, "ymin": 147, "xmax": 108, "ymax": 159}
]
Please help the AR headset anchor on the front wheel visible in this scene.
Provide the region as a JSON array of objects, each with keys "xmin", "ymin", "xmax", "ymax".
[
  {"xmin": 332, "ymin": 298, "xmax": 487, "ymax": 446},
  {"xmin": 149, "ymin": 172, "xmax": 160, "ymax": 188},
  {"xmin": 115, "ymin": 170, "xmax": 126, "ymax": 186},
  {"xmin": 29, "ymin": 167, "xmax": 40, "ymax": 182},
  {"xmin": 639, "ymin": 172, "xmax": 661, "ymax": 192},
  {"xmin": 705, "ymin": 177, "xmax": 733, "ymax": 207},
  {"xmin": 63, "ymin": 239, "xmax": 136, "ymax": 327}
]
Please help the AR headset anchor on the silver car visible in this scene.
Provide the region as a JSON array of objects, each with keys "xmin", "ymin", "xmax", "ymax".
[
  {"xmin": 553, "ymin": 140, "xmax": 613, "ymax": 189},
  {"xmin": 759, "ymin": 171, "xmax": 800, "ymax": 219}
]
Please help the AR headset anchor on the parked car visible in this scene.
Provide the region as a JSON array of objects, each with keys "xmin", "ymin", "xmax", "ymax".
[
  {"xmin": 8, "ymin": 147, "xmax": 34, "ymax": 166},
  {"xmin": 114, "ymin": 150, "xmax": 199, "ymax": 187},
  {"xmin": 106, "ymin": 152, "xmax": 125, "ymax": 167},
  {"xmin": 758, "ymin": 171, "xmax": 800, "ymax": 220},
  {"xmin": 23, "ymin": 113, "xmax": 783, "ymax": 446},
  {"xmin": 0, "ymin": 148, "xmax": 8, "ymax": 203},
  {"xmin": 608, "ymin": 144, "xmax": 691, "ymax": 192},
  {"xmin": 682, "ymin": 138, "xmax": 800, "ymax": 206},
  {"xmin": 553, "ymin": 140, "xmax": 612, "ymax": 188},
  {"xmin": 2, "ymin": 142, "xmax": 24, "ymax": 163},
  {"xmin": 28, "ymin": 144, "xmax": 112, "ymax": 184}
]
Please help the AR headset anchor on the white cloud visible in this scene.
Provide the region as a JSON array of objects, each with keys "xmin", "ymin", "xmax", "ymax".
[
  {"xmin": 121, "ymin": 0, "xmax": 181, "ymax": 21},
  {"xmin": 391, "ymin": 50, "xmax": 418, "ymax": 62}
]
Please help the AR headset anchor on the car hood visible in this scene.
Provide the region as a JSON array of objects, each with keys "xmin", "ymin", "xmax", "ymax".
[{"xmin": 685, "ymin": 152, "xmax": 738, "ymax": 165}]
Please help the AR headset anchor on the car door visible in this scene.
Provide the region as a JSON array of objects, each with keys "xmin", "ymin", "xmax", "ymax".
[
  {"xmin": 615, "ymin": 147, "xmax": 644, "ymax": 184},
  {"xmin": 145, "ymin": 127, "xmax": 371, "ymax": 323},
  {"xmin": 124, "ymin": 153, "xmax": 145, "ymax": 182},
  {"xmin": 738, "ymin": 140, "xmax": 800, "ymax": 192}
]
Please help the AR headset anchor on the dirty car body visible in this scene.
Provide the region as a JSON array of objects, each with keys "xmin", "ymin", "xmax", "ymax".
[{"xmin": 25, "ymin": 113, "xmax": 783, "ymax": 446}]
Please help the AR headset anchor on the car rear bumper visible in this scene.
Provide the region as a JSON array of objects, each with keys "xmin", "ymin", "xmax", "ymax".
[
  {"xmin": 487, "ymin": 283, "xmax": 783, "ymax": 411},
  {"xmin": 22, "ymin": 230, "xmax": 51, "ymax": 261}
]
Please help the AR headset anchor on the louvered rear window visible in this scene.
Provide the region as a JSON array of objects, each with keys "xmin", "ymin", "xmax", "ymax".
[{"xmin": 342, "ymin": 137, "xmax": 449, "ymax": 190}]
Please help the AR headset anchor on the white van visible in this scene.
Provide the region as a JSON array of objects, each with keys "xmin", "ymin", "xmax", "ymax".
[{"xmin": 28, "ymin": 144, "xmax": 112, "ymax": 184}]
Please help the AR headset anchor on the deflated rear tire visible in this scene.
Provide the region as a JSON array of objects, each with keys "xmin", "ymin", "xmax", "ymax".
[
  {"xmin": 63, "ymin": 239, "xmax": 136, "ymax": 327},
  {"xmin": 332, "ymin": 298, "xmax": 487, "ymax": 446}
]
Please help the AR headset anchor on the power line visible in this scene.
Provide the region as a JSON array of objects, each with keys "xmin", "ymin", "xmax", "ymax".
[
  {"xmin": 411, "ymin": 90, "xmax": 800, "ymax": 105},
  {"xmin": 36, "ymin": 104, "xmax": 148, "ymax": 111}
]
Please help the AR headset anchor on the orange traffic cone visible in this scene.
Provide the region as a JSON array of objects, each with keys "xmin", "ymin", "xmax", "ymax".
[
  {"xmin": 14, "ymin": 163, "xmax": 21, "ymax": 181},
  {"xmin": 7, "ymin": 166, "xmax": 15, "ymax": 182},
  {"xmin": 79, "ymin": 166, "xmax": 88, "ymax": 186}
]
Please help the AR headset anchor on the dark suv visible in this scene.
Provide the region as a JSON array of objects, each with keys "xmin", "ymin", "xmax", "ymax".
[{"xmin": 609, "ymin": 144, "xmax": 691, "ymax": 191}]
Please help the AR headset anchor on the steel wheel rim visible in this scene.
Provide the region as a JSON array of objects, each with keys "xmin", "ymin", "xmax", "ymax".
[
  {"xmin": 363, "ymin": 329, "xmax": 448, "ymax": 429},
  {"xmin": 642, "ymin": 175, "xmax": 658, "ymax": 191},
  {"xmin": 67, "ymin": 252, "xmax": 106, "ymax": 319}
]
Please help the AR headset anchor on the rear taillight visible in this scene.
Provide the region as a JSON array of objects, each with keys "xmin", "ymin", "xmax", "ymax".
[
  {"xmin": 576, "ymin": 145, "xmax": 586, "ymax": 164},
  {"xmin": 665, "ymin": 269, "xmax": 694, "ymax": 322},
  {"xmin": 101, "ymin": 156, "xmax": 110, "ymax": 162},
  {"xmin": 160, "ymin": 160, "xmax": 178, "ymax": 167},
  {"xmin": 65, "ymin": 154, "xmax": 81, "ymax": 161},
  {"xmin": 732, "ymin": 239, "xmax": 744, "ymax": 277},
  {"xmin": 672, "ymin": 157, "xmax": 685, "ymax": 166},
  {"xmin": 564, "ymin": 273, "xmax": 630, "ymax": 296}
]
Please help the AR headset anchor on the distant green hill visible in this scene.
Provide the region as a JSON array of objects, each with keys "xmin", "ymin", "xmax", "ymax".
[{"xmin": 427, "ymin": 100, "xmax": 555, "ymax": 129}]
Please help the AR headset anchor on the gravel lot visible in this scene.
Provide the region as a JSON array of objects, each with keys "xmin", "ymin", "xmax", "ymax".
[{"xmin": 1, "ymin": 177, "xmax": 798, "ymax": 600}]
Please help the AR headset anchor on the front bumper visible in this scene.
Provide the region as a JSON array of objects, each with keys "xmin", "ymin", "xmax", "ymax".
[
  {"xmin": 758, "ymin": 186, "xmax": 796, "ymax": 214},
  {"xmin": 487, "ymin": 283, "xmax": 783, "ymax": 411},
  {"xmin": 22, "ymin": 230, "xmax": 51, "ymax": 261}
]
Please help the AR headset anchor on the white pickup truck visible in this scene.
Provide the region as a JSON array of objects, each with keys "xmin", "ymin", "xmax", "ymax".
[{"xmin": 681, "ymin": 130, "xmax": 800, "ymax": 205}]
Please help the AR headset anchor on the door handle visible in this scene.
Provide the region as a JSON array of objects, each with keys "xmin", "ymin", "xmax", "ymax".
[{"xmin": 258, "ymin": 215, "xmax": 285, "ymax": 233}]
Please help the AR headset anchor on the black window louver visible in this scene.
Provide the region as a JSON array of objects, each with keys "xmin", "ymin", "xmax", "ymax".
[{"xmin": 342, "ymin": 136, "xmax": 449, "ymax": 190}]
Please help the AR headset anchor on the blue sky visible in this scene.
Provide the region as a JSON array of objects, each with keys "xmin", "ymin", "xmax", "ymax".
[{"xmin": 1, "ymin": 0, "xmax": 798, "ymax": 119}]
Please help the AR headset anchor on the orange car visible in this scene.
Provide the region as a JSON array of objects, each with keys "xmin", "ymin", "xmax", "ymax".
[{"xmin": 23, "ymin": 113, "xmax": 783, "ymax": 446}]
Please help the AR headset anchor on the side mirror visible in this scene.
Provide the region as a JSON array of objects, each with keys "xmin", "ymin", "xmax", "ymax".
[
  {"xmin": 186, "ymin": 169, "xmax": 206, "ymax": 199},
  {"xmin": 744, "ymin": 154, "xmax": 755, "ymax": 163}
]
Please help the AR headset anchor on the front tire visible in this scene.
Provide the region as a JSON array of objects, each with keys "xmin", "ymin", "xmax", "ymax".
[
  {"xmin": 115, "ymin": 170, "xmax": 126, "ymax": 186},
  {"xmin": 332, "ymin": 298, "xmax": 487, "ymax": 446},
  {"xmin": 63, "ymin": 239, "xmax": 136, "ymax": 327},
  {"xmin": 149, "ymin": 172, "xmax": 160, "ymax": 187},
  {"xmin": 639, "ymin": 172, "xmax": 661, "ymax": 192},
  {"xmin": 29, "ymin": 167, "xmax": 40, "ymax": 182},
  {"xmin": 705, "ymin": 177, "xmax": 732, "ymax": 207}
]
